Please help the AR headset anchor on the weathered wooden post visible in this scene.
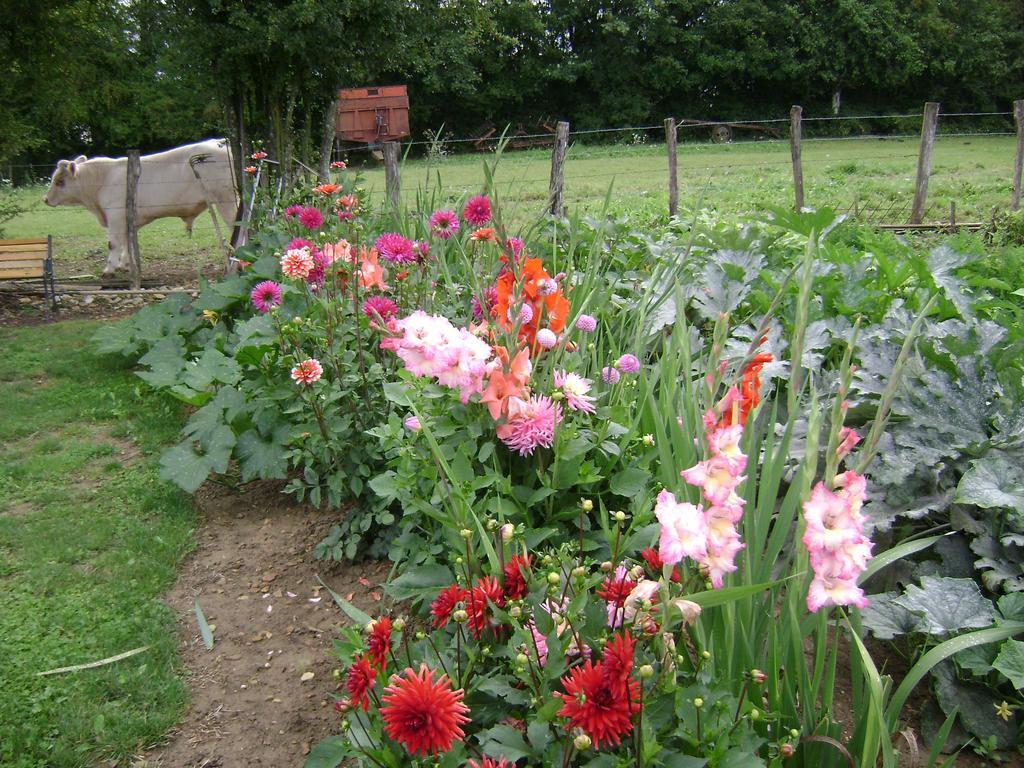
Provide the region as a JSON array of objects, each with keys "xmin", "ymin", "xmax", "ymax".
[
  {"xmin": 548, "ymin": 121, "xmax": 570, "ymax": 216},
  {"xmin": 1012, "ymin": 100, "xmax": 1024, "ymax": 211},
  {"xmin": 790, "ymin": 106, "xmax": 804, "ymax": 211},
  {"xmin": 665, "ymin": 117, "xmax": 679, "ymax": 217},
  {"xmin": 909, "ymin": 101, "xmax": 940, "ymax": 224},
  {"xmin": 125, "ymin": 149, "xmax": 142, "ymax": 289},
  {"xmin": 383, "ymin": 141, "xmax": 401, "ymax": 209}
]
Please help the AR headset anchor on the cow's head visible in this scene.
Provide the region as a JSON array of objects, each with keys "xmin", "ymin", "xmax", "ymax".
[{"xmin": 43, "ymin": 155, "xmax": 87, "ymax": 206}]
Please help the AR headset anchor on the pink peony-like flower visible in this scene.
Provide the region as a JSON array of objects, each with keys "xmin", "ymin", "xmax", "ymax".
[
  {"xmin": 375, "ymin": 232, "xmax": 417, "ymax": 264},
  {"xmin": 413, "ymin": 240, "xmax": 430, "ymax": 261},
  {"xmin": 250, "ymin": 280, "xmax": 282, "ymax": 313},
  {"xmin": 655, "ymin": 490, "xmax": 709, "ymax": 566},
  {"xmin": 429, "ymin": 209, "xmax": 460, "ymax": 239},
  {"xmin": 617, "ymin": 354, "xmax": 641, "ymax": 373},
  {"xmin": 291, "ymin": 358, "xmax": 323, "ymax": 385},
  {"xmin": 576, "ymin": 314, "xmax": 597, "ymax": 332},
  {"xmin": 471, "ymin": 286, "xmax": 498, "ymax": 323},
  {"xmin": 462, "ymin": 195, "xmax": 492, "ymax": 225},
  {"xmin": 536, "ymin": 328, "xmax": 557, "ymax": 349},
  {"xmin": 496, "ymin": 395, "xmax": 562, "ymax": 456},
  {"xmin": 527, "ymin": 620, "xmax": 548, "ymax": 667},
  {"xmin": 297, "ymin": 207, "xmax": 324, "ymax": 230},
  {"xmin": 284, "ymin": 204, "xmax": 302, "ymax": 219},
  {"xmin": 553, "ymin": 370, "xmax": 596, "ymax": 413},
  {"xmin": 602, "ymin": 366, "xmax": 621, "ymax": 385},
  {"xmin": 281, "ymin": 247, "xmax": 315, "ymax": 279},
  {"xmin": 330, "ymin": 160, "xmax": 346, "ymax": 170},
  {"xmin": 363, "ymin": 295, "xmax": 399, "ymax": 322}
]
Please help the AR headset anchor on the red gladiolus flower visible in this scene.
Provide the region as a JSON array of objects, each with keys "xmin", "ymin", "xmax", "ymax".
[
  {"xmin": 466, "ymin": 576, "xmax": 505, "ymax": 639},
  {"xmin": 367, "ymin": 617, "xmax": 392, "ymax": 670},
  {"xmin": 502, "ymin": 554, "xmax": 532, "ymax": 600},
  {"xmin": 346, "ymin": 654, "xmax": 377, "ymax": 711},
  {"xmin": 468, "ymin": 757, "xmax": 512, "ymax": 768},
  {"xmin": 430, "ymin": 584, "xmax": 469, "ymax": 629},
  {"xmin": 640, "ymin": 547, "xmax": 681, "ymax": 583},
  {"xmin": 380, "ymin": 664, "xmax": 470, "ymax": 756},
  {"xmin": 557, "ymin": 660, "xmax": 640, "ymax": 747}
]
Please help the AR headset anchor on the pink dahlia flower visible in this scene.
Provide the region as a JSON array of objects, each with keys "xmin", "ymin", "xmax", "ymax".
[
  {"xmin": 462, "ymin": 195, "xmax": 492, "ymax": 225},
  {"xmin": 250, "ymin": 280, "xmax": 282, "ymax": 313},
  {"xmin": 601, "ymin": 366, "xmax": 620, "ymax": 385},
  {"xmin": 505, "ymin": 237, "xmax": 524, "ymax": 261},
  {"xmin": 576, "ymin": 314, "xmax": 597, "ymax": 332},
  {"xmin": 471, "ymin": 286, "xmax": 498, "ymax": 322},
  {"xmin": 496, "ymin": 395, "xmax": 562, "ymax": 456},
  {"xmin": 617, "ymin": 354, "xmax": 641, "ymax": 373},
  {"xmin": 375, "ymin": 233, "xmax": 417, "ymax": 264},
  {"xmin": 363, "ymin": 295, "xmax": 399, "ymax": 322},
  {"xmin": 553, "ymin": 370, "xmax": 596, "ymax": 413},
  {"xmin": 281, "ymin": 247, "xmax": 315, "ymax": 280},
  {"xmin": 536, "ymin": 328, "xmax": 557, "ymax": 349},
  {"xmin": 297, "ymin": 207, "xmax": 324, "ymax": 231},
  {"xmin": 284, "ymin": 204, "xmax": 302, "ymax": 219},
  {"xmin": 291, "ymin": 359, "xmax": 323, "ymax": 385},
  {"xmin": 429, "ymin": 209, "xmax": 460, "ymax": 239}
]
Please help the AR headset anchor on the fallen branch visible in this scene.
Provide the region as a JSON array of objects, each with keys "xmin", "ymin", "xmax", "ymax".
[{"xmin": 37, "ymin": 646, "xmax": 149, "ymax": 676}]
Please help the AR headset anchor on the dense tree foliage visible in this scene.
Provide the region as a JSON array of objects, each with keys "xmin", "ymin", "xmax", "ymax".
[{"xmin": 2, "ymin": 0, "xmax": 1022, "ymax": 172}]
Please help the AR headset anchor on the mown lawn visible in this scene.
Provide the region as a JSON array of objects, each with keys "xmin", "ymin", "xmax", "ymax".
[{"xmin": 0, "ymin": 321, "xmax": 194, "ymax": 768}]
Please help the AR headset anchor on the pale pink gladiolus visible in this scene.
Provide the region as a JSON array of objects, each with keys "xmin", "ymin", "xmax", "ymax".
[
  {"xmin": 654, "ymin": 489, "xmax": 708, "ymax": 565},
  {"xmin": 836, "ymin": 427, "xmax": 860, "ymax": 460}
]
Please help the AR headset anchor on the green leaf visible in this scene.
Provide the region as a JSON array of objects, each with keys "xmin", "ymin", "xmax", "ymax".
[
  {"xmin": 235, "ymin": 428, "xmax": 288, "ymax": 481},
  {"xmin": 956, "ymin": 454, "xmax": 1024, "ymax": 511},
  {"xmin": 476, "ymin": 724, "xmax": 535, "ymax": 763},
  {"xmin": 687, "ymin": 576, "xmax": 791, "ymax": 610},
  {"xmin": 386, "ymin": 564, "xmax": 454, "ymax": 601},
  {"xmin": 382, "ymin": 381, "xmax": 412, "ymax": 406},
  {"xmin": 859, "ymin": 533, "xmax": 945, "ymax": 584},
  {"xmin": 317, "ymin": 575, "xmax": 372, "ymax": 626},
  {"xmin": 992, "ymin": 639, "xmax": 1024, "ymax": 689},
  {"xmin": 159, "ymin": 442, "xmax": 213, "ymax": 493},
  {"xmin": 194, "ymin": 599, "xmax": 214, "ymax": 650},
  {"xmin": 303, "ymin": 736, "xmax": 350, "ymax": 768},
  {"xmin": 932, "ymin": 661, "xmax": 1018, "ymax": 748},
  {"xmin": 609, "ymin": 467, "xmax": 649, "ymax": 498},
  {"xmin": 998, "ymin": 593, "xmax": 1024, "ymax": 622},
  {"xmin": 893, "ymin": 576, "xmax": 996, "ymax": 635},
  {"xmin": 860, "ymin": 592, "xmax": 923, "ymax": 640}
]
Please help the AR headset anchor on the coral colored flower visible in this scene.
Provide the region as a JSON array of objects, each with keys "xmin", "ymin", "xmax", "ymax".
[
  {"xmin": 557, "ymin": 659, "xmax": 640, "ymax": 748},
  {"xmin": 250, "ymin": 280, "xmax": 281, "ymax": 313},
  {"xmin": 297, "ymin": 207, "xmax": 324, "ymax": 230},
  {"xmin": 602, "ymin": 366, "xmax": 620, "ymax": 384},
  {"xmin": 375, "ymin": 233, "xmax": 417, "ymax": 264},
  {"xmin": 243, "ymin": 165, "xmax": 257, "ymax": 174},
  {"xmin": 617, "ymin": 354, "xmax": 641, "ymax": 373},
  {"xmin": 430, "ymin": 584, "xmax": 469, "ymax": 628},
  {"xmin": 553, "ymin": 370, "xmax": 596, "ymax": 414},
  {"xmin": 363, "ymin": 295, "xmax": 399, "ymax": 322},
  {"xmin": 358, "ymin": 248, "xmax": 389, "ymax": 291},
  {"xmin": 536, "ymin": 328, "xmax": 557, "ymax": 349},
  {"xmin": 330, "ymin": 160, "xmax": 346, "ymax": 170},
  {"xmin": 576, "ymin": 314, "xmax": 597, "ymax": 332},
  {"xmin": 492, "ymin": 257, "xmax": 571, "ymax": 350},
  {"xmin": 502, "ymin": 554, "xmax": 532, "ymax": 600},
  {"xmin": 655, "ymin": 490, "xmax": 708, "ymax": 565},
  {"xmin": 291, "ymin": 359, "xmax": 323, "ymax": 385},
  {"xmin": 404, "ymin": 415, "xmax": 421, "ymax": 432},
  {"xmin": 336, "ymin": 193, "xmax": 358, "ymax": 210},
  {"xmin": 429, "ymin": 209, "xmax": 460, "ymax": 239},
  {"xmin": 471, "ymin": 227, "xmax": 498, "ymax": 243},
  {"xmin": 313, "ymin": 183, "xmax": 340, "ymax": 196},
  {"xmin": 466, "ymin": 576, "xmax": 505, "ymax": 639},
  {"xmin": 380, "ymin": 664, "xmax": 470, "ymax": 756},
  {"xmin": 496, "ymin": 395, "xmax": 562, "ymax": 456},
  {"xmin": 367, "ymin": 617, "xmax": 392, "ymax": 670},
  {"xmin": 322, "ymin": 239, "xmax": 353, "ymax": 264},
  {"xmin": 251, "ymin": 151, "xmax": 268, "ymax": 160},
  {"xmin": 281, "ymin": 247, "xmax": 315, "ymax": 279},
  {"xmin": 469, "ymin": 756, "xmax": 511, "ymax": 768},
  {"xmin": 462, "ymin": 195, "xmax": 492, "ymax": 225},
  {"xmin": 481, "ymin": 347, "xmax": 532, "ymax": 420},
  {"xmin": 346, "ymin": 654, "xmax": 377, "ymax": 711}
]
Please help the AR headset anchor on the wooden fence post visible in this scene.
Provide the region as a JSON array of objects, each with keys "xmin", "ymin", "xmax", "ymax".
[
  {"xmin": 383, "ymin": 141, "xmax": 401, "ymax": 209},
  {"xmin": 548, "ymin": 121, "xmax": 570, "ymax": 216},
  {"xmin": 665, "ymin": 117, "xmax": 678, "ymax": 217},
  {"xmin": 909, "ymin": 101, "xmax": 940, "ymax": 224},
  {"xmin": 1012, "ymin": 99, "xmax": 1024, "ymax": 211},
  {"xmin": 125, "ymin": 149, "xmax": 142, "ymax": 289},
  {"xmin": 790, "ymin": 106, "xmax": 804, "ymax": 211}
]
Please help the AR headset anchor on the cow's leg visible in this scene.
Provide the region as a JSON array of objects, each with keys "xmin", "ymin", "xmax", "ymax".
[
  {"xmin": 182, "ymin": 215, "xmax": 196, "ymax": 236},
  {"xmin": 103, "ymin": 214, "xmax": 129, "ymax": 278},
  {"xmin": 215, "ymin": 199, "xmax": 238, "ymax": 232}
]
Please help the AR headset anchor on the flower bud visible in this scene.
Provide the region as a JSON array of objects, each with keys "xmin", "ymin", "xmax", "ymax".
[
  {"xmin": 509, "ymin": 605, "xmax": 522, "ymax": 619},
  {"xmin": 486, "ymin": 518, "xmax": 499, "ymax": 531},
  {"xmin": 481, "ymin": 646, "xmax": 491, "ymax": 656},
  {"xmin": 614, "ymin": 510, "xmax": 626, "ymax": 523},
  {"xmin": 642, "ymin": 434, "xmax": 655, "ymax": 446},
  {"xmin": 701, "ymin": 650, "xmax": 711, "ymax": 660},
  {"xmin": 639, "ymin": 664, "xmax": 654, "ymax": 679},
  {"xmin": 547, "ymin": 571, "xmax": 562, "ymax": 585},
  {"xmin": 460, "ymin": 528, "xmax": 473, "ymax": 540},
  {"xmin": 789, "ymin": 729, "xmax": 800, "ymax": 739},
  {"xmin": 416, "ymin": 631, "xmax": 426, "ymax": 640},
  {"xmin": 333, "ymin": 698, "xmax": 349, "ymax": 712},
  {"xmin": 780, "ymin": 743, "xmax": 795, "ymax": 758},
  {"xmin": 453, "ymin": 609, "xmax": 468, "ymax": 623},
  {"xmin": 516, "ymin": 653, "xmax": 530, "ymax": 666},
  {"xmin": 341, "ymin": 718, "xmax": 350, "ymax": 730},
  {"xmin": 571, "ymin": 566, "xmax": 587, "ymax": 579},
  {"xmin": 393, "ymin": 618, "xmax": 406, "ymax": 632},
  {"xmin": 750, "ymin": 668, "xmax": 766, "ymax": 685},
  {"xmin": 600, "ymin": 561, "xmax": 613, "ymax": 572},
  {"xmin": 332, "ymin": 669, "xmax": 343, "ymax": 680},
  {"xmin": 551, "ymin": 390, "xmax": 565, "ymax": 401},
  {"xmin": 455, "ymin": 556, "xmax": 464, "ymax": 565},
  {"xmin": 551, "ymin": 612, "xmax": 563, "ymax": 624},
  {"xmin": 365, "ymin": 621, "xmax": 375, "ymax": 633},
  {"xmin": 749, "ymin": 708, "xmax": 761, "ymax": 721},
  {"xmin": 573, "ymin": 734, "xmax": 592, "ymax": 751},
  {"xmin": 500, "ymin": 523, "xmax": 514, "ymax": 543},
  {"xmin": 693, "ymin": 697, "xmax": 704, "ymax": 709},
  {"xmin": 581, "ymin": 499, "xmax": 594, "ymax": 512}
]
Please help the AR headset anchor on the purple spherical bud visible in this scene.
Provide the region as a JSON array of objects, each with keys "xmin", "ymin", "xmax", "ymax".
[
  {"xmin": 602, "ymin": 366, "xmax": 621, "ymax": 384},
  {"xmin": 537, "ymin": 278, "xmax": 558, "ymax": 297},
  {"xmin": 617, "ymin": 354, "xmax": 641, "ymax": 373},
  {"xmin": 536, "ymin": 328, "xmax": 557, "ymax": 349},
  {"xmin": 576, "ymin": 314, "xmax": 597, "ymax": 333}
]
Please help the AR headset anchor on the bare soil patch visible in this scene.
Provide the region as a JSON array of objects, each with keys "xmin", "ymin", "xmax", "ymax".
[{"xmin": 142, "ymin": 480, "xmax": 385, "ymax": 768}]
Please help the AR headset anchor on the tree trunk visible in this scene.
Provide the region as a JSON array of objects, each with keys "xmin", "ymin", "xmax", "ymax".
[{"xmin": 318, "ymin": 93, "xmax": 340, "ymax": 182}]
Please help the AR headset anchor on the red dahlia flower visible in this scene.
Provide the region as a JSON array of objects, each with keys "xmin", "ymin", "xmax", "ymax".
[
  {"xmin": 502, "ymin": 554, "xmax": 532, "ymax": 600},
  {"xmin": 367, "ymin": 617, "xmax": 392, "ymax": 670},
  {"xmin": 468, "ymin": 757, "xmax": 512, "ymax": 768},
  {"xmin": 596, "ymin": 572, "xmax": 638, "ymax": 607},
  {"xmin": 466, "ymin": 576, "xmax": 505, "ymax": 639},
  {"xmin": 601, "ymin": 631, "xmax": 635, "ymax": 692},
  {"xmin": 640, "ymin": 547, "xmax": 681, "ymax": 583},
  {"xmin": 557, "ymin": 659, "xmax": 640, "ymax": 748},
  {"xmin": 380, "ymin": 664, "xmax": 470, "ymax": 756},
  {"xmin": 462, "ymin": 195, "xmax": 492, "ymax": 225},
  {"xmin": 431, "ymin": 584, "xmax": 469, "ymax": 628},
  {"xmin": 345, "ymin": 654, "xmax": 377, "ymax": 711}
]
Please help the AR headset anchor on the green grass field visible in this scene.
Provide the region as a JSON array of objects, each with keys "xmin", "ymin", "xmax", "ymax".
[
  {"xmin": 3, "ymin": 135, "xmax": 1017, "ymax": 278},
  {"xmin": 0, "ymin": 322, "xmax": 194, "ymax": 767}
]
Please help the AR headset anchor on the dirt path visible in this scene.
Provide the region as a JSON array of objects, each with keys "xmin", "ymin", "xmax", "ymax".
[{"xmin": 143, "ymin": 481, "xmax": 387, "ymax": 768}]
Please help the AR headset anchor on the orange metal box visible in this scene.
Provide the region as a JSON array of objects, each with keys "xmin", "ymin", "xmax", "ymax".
[{"xmin": 336, "ymin": 85, "xmax": 410, "ymax": 144}]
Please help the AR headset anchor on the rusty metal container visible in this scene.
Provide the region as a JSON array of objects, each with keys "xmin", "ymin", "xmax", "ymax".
[{"xmin": 336, "ymin": 85, "xmax": 410, "ymax": 144}]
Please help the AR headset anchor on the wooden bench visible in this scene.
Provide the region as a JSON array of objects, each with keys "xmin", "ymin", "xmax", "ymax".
[{"xmin": 0, "ymin": 237, "xmax": 57, "ymax": 316}]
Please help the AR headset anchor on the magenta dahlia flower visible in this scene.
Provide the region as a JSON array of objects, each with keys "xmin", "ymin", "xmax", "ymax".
[
  {"xmin": 297, "ymin": 207, "xmax": 324, "ymax": 231},
  {"xmin": 429, "ymin": 209, "xmax": 460, "ymax": 239},
  {"xmin": 375, "ymin": 232, "xmax": 417, "ymax": 264},
  {"xmin": 284, "ymin": 204, "xmax": 302, "ymax": 219},
  {"xmin": 617, "ymin": 354, "xmax": 641, "ymax": 373},
  {"xmin": 250, "ymin": 280, "xmax": 282, "ymax": 313},
  {"xmin": 363, "ymin": 295, "xmax": 399, "ymax": 321},
  {"xmin": 462, "ymin": 195, "xmax": 492, "ymax": 225}
]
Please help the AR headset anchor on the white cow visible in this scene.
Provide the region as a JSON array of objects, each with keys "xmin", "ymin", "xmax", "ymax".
[{"xmin": 43, "ymin": 139, "xmax": 238, "ymax": 277}]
